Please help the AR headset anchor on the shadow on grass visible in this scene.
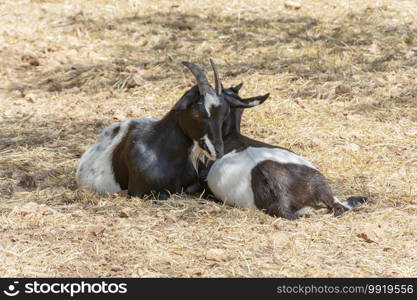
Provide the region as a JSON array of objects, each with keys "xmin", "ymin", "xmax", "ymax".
[
  {"xmin": 0, "ymin": 117, "xmax": 105, "ymax": 153},
  {"xmin": 22, "ymin": 8, "xmax": 417, "ymax": 107},
  {"xmin": 0, "ymin": 117, "xmax": 111, "ymax": 197}
]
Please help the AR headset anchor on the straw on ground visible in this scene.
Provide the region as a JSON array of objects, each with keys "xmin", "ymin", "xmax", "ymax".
[{"xmin": 0, "ymin": 0, "xmax": 416, "ymax": 277}]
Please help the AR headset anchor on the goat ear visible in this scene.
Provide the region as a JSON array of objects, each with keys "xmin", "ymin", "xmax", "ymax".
[
  {"xmin": 231, "ymin": 82, "xmax": 243, "ymax": 94},
  {"xmin": 242, "ymin": 93, "xmax": 270, "ymax": 106},
  {"xmin": 226, "ymin": 93, "xmax": 270, "ymax": 108},
  {"xmin": 173, "ymin": 87, "xmax": 199, "ymax": 111}
]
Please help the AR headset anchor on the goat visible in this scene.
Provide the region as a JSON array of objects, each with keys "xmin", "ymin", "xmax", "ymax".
[
  {"xmin": 198, "ymin": 61, "xmax": 367, "ymax": 219},
  {"xmin": 76, "ymin": 60, "xmax": 257, "ymax": 200}
]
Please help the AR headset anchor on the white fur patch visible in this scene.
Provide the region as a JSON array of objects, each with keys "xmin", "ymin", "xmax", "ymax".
[
  {"xmin": 207, "ymin": 147, "xmax": 316, "ymax": 210},
  {"xmin": 295, "ymin": 206, "xmax": 315, "ymax": 217},
  {"xmin": 202, "ymin": 134, "xmax": 216, "ymax": 159},
  {"xmin": 334, "ymin": 197, "xmax": 352, "ymax": 210},
  {"xmin": 76, "ymin": 120, "xmax": 131, "ymax": 195},
  {"xmin": 249, "ymin": 100, "xmax": 261, "ymax": 106},
  {"xmin": 204, "ymin": 93, "xmax": 220, "ymax": 117}
]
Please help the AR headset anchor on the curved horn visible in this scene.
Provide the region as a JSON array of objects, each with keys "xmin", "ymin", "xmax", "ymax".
[
  {"xmin": 182, "ymin": 61, "xmax": 212, "ymax": 95},
  {"xmin": 209, "ymin": 58, "xmax": 223, "ymax": 96}
]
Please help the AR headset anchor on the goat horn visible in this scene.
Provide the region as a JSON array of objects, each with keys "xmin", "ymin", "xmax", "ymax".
[
  {"xmin": 209, "ymin": 58, "xmax": 223, "ymax": 96},
  {"xmin": 182, "ymin": 61, "xmax": 212, "ymax": 95}
]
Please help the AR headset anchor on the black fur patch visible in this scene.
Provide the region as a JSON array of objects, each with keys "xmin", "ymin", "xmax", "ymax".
[
  {"xmin": 346, "ymin": 196, "xmax": 368, "ymax": 207},
  {"xmin": 250, "ymin": 160, "xmax": 344, "ymax": 219}
]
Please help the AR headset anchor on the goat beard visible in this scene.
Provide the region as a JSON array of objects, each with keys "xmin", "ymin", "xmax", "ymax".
[{"xmin": 190, "ymin": 143, "xmax": 214, "ymax": 173}]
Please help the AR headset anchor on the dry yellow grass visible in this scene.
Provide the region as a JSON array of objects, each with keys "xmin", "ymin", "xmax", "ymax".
[{"xmin": 0, "ymin": 0, "xmax": 416, "ymax": 277}]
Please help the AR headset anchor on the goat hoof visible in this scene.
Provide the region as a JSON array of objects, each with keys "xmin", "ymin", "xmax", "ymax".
[{"xmin": 346, "ymin": 196, "xmax": 367, "ymax": 208}]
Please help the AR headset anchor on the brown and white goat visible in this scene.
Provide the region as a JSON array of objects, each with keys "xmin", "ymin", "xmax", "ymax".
[
  {"xmin": 76, "ymin": 61, "xmax": 259, "ymax": 200},
  {"xmin": 198, "ymin": 62, "xmax": 367, "ymax": 219}
]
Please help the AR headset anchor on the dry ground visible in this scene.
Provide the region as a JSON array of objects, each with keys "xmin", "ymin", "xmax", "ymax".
[{"xmin": 0, "ymin": 0, "xmax": 416, "ymax": 277}]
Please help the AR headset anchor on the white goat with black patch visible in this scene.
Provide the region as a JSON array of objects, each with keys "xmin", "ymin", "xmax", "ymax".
[
  {"xmin": 198, "ymin": 62, "xmax": 367, "ymax": 219},
  {"xmin": 76, "ymin": 119, "xmax": 150, "ymax": 194}
]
